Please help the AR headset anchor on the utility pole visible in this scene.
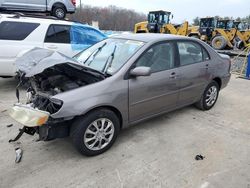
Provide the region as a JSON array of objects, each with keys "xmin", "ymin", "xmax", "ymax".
[{"xmin": 79, "ymin": 0, "xmax": 82, "ymax": 15}]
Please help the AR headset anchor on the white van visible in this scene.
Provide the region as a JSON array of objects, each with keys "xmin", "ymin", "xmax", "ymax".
[{"xmin": 0, "ymin": 14, "xmax": 107, "ymax": 77}]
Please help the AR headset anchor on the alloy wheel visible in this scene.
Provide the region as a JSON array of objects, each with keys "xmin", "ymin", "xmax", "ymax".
[
  {"xmin": 205, "ymin": 86, "xmax": 218, "ymax": 107},
  {"xmin": 84, "ymin": 118, "xmax": 115, "ymax": 151}
]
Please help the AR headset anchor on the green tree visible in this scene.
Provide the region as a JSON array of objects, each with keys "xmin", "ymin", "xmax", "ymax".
[{"xmin": 192, "ymin": 17, "xmax": 200, "ymax": 26}]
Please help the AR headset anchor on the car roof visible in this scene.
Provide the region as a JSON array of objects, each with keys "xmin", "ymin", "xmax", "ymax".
[
  {"xmin": 0, "ymin": 13, "xmax": 97, "ymax": 30},
  {"xmin": 111, "ymin": 33, "xmax": 191, "ymax": 43}
]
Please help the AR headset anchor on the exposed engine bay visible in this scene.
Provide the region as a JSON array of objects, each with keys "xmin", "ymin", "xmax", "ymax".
[
  {"xmin": 10, "ymin": 47, "xmax": 108, "ymax": 141},
  {"xmin": 24, "ymin": 63, "xmax": 105, "ymax": 114}
]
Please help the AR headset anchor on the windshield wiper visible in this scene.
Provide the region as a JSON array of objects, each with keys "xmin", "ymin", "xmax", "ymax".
[
  {"xmin": 81, "ymin": 42, "xmax": 107, "ymax": 65},
  {"xmin": 102, "ymin": 45, "xmax": 117, "ymax": 74}
]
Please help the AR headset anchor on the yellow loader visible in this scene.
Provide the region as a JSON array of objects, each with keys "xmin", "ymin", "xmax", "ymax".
[
  {"xmin": 188, "ymin": 18, "xmax": 238, "ymax": 50},
  {"xmin": 233, "ymin": 21, "xmax": 250, "ymax": 49},
  {"xmin": 134, "ymin": 10, "xmax": 188, "ymax": 36},
  {"xmin": 211, "ymin": 19, "xmax": 237, "ymax": 50}
]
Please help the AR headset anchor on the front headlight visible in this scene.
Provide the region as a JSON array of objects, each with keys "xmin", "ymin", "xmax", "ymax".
[{"xmin": 9, "ymin": 105, "xmax": 50, "ymax": 127}]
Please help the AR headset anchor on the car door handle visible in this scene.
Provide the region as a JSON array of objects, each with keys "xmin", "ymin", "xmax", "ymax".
[
  {"xmin": 47, "ymin": 45, "xmax": 58, "ymax": 49},
  {"xmin": 205, "ymin": 64, "xmax": 209, "ymax": 69},
  {"xmin": 169, "ymin": 72, "xmax": 177, "ymax": 79}
]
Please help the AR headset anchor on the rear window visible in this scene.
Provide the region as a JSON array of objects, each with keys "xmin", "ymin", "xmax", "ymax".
[
  {"xmin": 0, "ymin": 21, "xmax": 39, "ymax": 40},
  {"xmin": 45, "ymin": 25, "xmax": 71, "ymax": 44}
]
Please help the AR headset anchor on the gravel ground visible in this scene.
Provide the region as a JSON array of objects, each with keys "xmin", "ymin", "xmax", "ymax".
[{"xmin": 0, "ymin": 75, "xmax": 250, "ymax": 188}]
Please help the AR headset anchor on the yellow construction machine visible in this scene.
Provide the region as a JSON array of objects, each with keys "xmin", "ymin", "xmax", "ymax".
[
  {"xmin": 233, "ymin": 21, "xmax": 250, "ymax": 49},
  {"xmin": 188, "ymin": 17, "xmax": 239, "ymax": 50},
  {"xmin": 211, "ymin": 19, "xmax": 237, "ymax": 50},
  {"xmin": 134, "ymin": 10, "xmax": 188, "ymax": 36}
]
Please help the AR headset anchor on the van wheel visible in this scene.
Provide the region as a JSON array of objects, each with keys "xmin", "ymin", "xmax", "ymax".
[
  {"xmin": 52, "ymin": 5, "xmax": 66, "ymax": 19},
  {"xmin": 195, "ymin": 81, "xmax": 219, "ymax": 111},
  {"xmin": 70, "ymin": 109, "xmax": 120, "ymax": 156}
]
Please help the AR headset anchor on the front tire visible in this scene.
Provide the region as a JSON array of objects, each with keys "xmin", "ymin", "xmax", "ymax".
[
  {"xmin": 195, "ymin": 81, "xmax": 219, "ymax": 110},
  {"xmin": 70, "ymin": 109, "xmax": 120, "ymax": 156}
]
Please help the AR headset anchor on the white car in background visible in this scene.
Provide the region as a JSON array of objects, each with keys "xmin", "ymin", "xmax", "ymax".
[{"xmin": 0, "ymin": 14, "xmax": 107, "ymax": 77}]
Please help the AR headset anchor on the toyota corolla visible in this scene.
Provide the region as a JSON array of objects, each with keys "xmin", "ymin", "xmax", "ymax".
[{"xmin": 9, "ymin": 34, "xmax": 231, "ymax": 156}]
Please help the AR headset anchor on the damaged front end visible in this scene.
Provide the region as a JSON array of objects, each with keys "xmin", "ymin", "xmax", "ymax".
[{"xmin": 9, "ymin": 48, "xmax": 106, "ymax": 141}]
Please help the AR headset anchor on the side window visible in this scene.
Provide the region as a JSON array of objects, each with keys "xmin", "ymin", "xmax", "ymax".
[
  {"xmin": 0, "ymin": 21, "xmax": 39, "ymax": 40},
  {"xmin": 202, "ymin": 48, "xmax": 210, "ymax": 61},
  {"xmin": 136, "ymin": 42, "xmax": 175, "ymax": 73},
  {"xmin": 45, "ymin": 25, "xmax": 70, "ymax": 43},
  {"xmin": 177, "ymin": 41, "xmax": 203, "ymax": 66},
  {"xmin": 70, "ymin": 26, "xmax": 106, "ymax": 45}
]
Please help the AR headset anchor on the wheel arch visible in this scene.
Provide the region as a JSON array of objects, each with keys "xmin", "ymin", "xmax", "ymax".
[
  {"xmin": 213, "ymin": 77, "xmax": 222, "ymax": 90},
  {"xmin": 52, "ymin": 2, "xmax": 67, "ymax": 11},
  {"xmin": 81, "ymin": 105, "xmax": 123, "ymax": 129}
]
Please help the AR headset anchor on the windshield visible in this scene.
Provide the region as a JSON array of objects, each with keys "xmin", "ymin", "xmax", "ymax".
[
  {"xmin": 216, "ymin": 20, "xmax": 233, "ymax": 29},
  {"xmin": 200, "ymin": 19, "xmax": 215, "ymax": 28},
  {"xmin": 74, "ymin": 38, "xmax": 144, "ymax": 75},
  {"xmin": 148, "ymin": 12, "xmax": 170, "ymax": 24}
]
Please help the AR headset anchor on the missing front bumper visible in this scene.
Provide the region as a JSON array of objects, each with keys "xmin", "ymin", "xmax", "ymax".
[{"xmin": 8, "ymin": 104, "xmax": 70, "ymax": 141}]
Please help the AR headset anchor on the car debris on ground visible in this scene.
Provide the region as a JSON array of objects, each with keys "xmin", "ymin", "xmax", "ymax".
[
  {"xmin": 15, "ymin": 147, "xmax": 23, "ymax": 163},
  {"xmin": 195, "ymin": 154, "xmax": 205, "ymax": 160},
  {"xmin": 6, "ymin": 124, "xmax": 13, "ymax": 128}
]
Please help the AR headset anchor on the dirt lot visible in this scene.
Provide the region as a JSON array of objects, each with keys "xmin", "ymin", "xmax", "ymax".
[{"xmin": 0, "ymin": 75, "xmax": 250, "ymax": 188}]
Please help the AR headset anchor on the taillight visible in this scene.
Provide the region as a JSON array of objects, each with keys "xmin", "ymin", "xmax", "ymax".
[{"xmin": 71, "ymin": 0, "xmax": 76, "ymax": 6}]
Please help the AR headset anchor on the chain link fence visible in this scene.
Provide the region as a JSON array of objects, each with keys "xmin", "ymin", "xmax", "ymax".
[{"xmin": 231, "ymin": 56, "xmax": 248, "ymax": 75}]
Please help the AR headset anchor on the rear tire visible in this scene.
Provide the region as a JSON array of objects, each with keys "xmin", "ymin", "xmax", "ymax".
[
  {"xmin": 52, "ymin": 5, "xmax": 66, "ymax": 19},
  {"xmin": 195, "ymin": 81, "xmax": 219, "ymax": 111},
  {"xmin": 70, "ymin": 109, "xmax": 120, "ymax": 156},
  {"xmin": 211, "ymin": 36, "xmax": 227, "ymax": 50}
]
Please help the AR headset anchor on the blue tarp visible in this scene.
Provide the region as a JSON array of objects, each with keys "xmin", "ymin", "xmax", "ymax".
[{"xmin": 70, "ymin": 23, "xmax": 107, "ymax": 51}]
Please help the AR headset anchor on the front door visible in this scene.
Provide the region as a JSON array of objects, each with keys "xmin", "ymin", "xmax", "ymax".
[
  {"xmin": 25, "ymin": 0, "xmax": 46, "ymax": 11},
  {"xmin": 2, "ymin": 0, "xmax": 27, "ymax": 10},
  {"xmin": 129, "ymin": 42, "xmax": 180, "ymax": 122}
]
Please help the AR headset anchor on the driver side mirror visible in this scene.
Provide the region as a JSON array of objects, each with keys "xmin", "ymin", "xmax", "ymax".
[{"xmin": 130, "ymin": 66, "xmax": 151, "ymax": 77}]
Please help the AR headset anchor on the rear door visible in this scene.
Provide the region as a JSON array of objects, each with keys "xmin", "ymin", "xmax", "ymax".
[
  {"xmin": 128, "ymin": 41, "xmax": 180, "ymax": 122},
  {"xmin": 176, "ymin": 40, "xmax": 211, "ymax": 106},
  {"xmin": 44, "ymin": 24, "xmax": 74, "ymax": 57}
]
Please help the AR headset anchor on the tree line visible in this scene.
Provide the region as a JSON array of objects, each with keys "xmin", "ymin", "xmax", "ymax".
[
  {"xmin": 68, "ymin": 5, "xmax": 250, "ymax": 30},
  {"xmin": 68, "ymin": 5, "xmax": 146, "ymax": 31}
]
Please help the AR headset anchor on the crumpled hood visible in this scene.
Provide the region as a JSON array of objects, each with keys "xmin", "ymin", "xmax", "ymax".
[{"xmin": 15, "ymin": 47, "xmax": 82, "ymax": 77}]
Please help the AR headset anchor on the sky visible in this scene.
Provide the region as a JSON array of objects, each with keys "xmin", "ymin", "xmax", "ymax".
[{"xmin": 76, "ymin": 0, "xmax": 249, "ymax": 23}]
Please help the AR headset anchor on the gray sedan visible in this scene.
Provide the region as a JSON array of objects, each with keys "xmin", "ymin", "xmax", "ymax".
[{"xmin": 9, "ymin": 34, "xmax": 231, "ymax": 156}]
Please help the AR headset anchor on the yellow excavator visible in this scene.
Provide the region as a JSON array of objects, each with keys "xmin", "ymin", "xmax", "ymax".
[{"xmin": 134, "ymin": 10, "xmax": 188, "ymax": 36}]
